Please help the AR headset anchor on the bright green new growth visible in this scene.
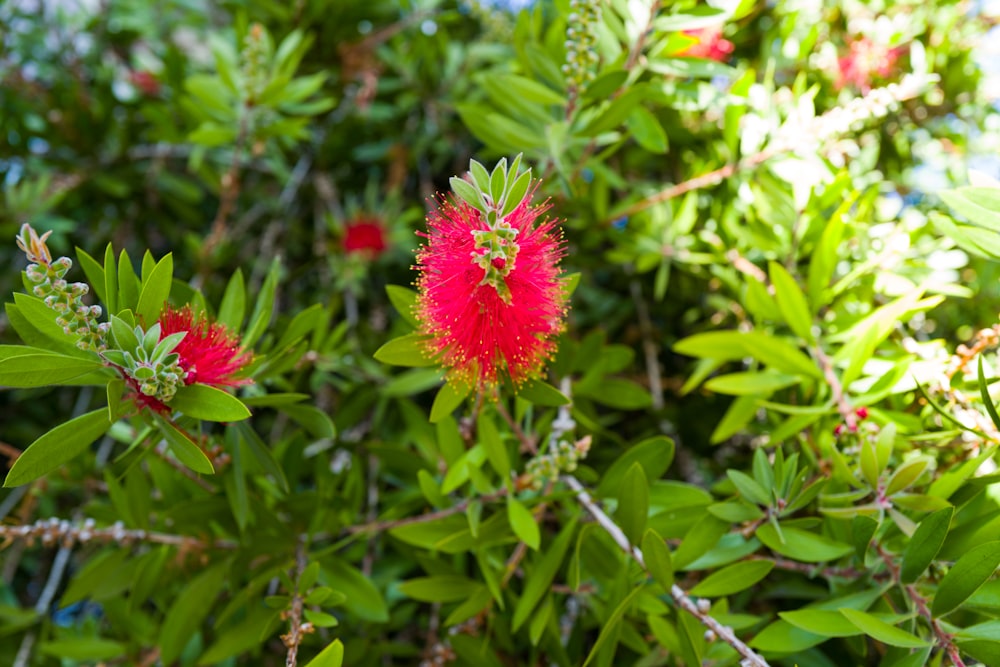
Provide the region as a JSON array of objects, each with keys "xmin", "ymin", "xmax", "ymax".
[
  {"xmin": 103, "ymin": 319, "xmax": 187, "ymax": 403},
  {"xmin": 449, "ymin": 154, "xmax": 534, "ymax": 304},
  {"xmin": 16, "ymin": 223, "xmax": 109, "ymax": 351}
]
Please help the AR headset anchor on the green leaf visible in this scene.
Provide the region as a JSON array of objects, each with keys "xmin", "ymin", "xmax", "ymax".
[
  {"xmin": 38, "ymin": 638, "xmax": 126, "ymax": 661},
  {"xmin": 852, "ymin": 515, "xmax": 878, "ymax": 560},
  {"xmin": 618, "ymin": 463, "xmax": 649, "ymax": 545},
  {"xmin": 156, "ymin": 417, "xmax": 215, "ymax": 475},
  {"xmin": 597, "ymin": 436, "xmax": 674, "ymax": 496},
  {"xmin": 838, "ymin": 608, "xmax": 930, "ymax": 648},
  {"xmin": 517, "ymin": 379, "xmax": 571, "ymax": 406},
  {"xmin": 450, "ymin": 177, "xmax": 482, "ymax": 210},
  {"xmin": 886, "ymin": 457, "xmax": 932, "ymax": 496},
  {"xmin": 170, "ymin": 384, "xmax": 251, "ymax": 421},
  {"xmin": 374, "ymin": 333, "xmax": 434, "ymax": 367},
  {"xmin": 941, "ymin": 187, "xmax": 1000, "ymax": 231},
  {"xmin": 779, "ymin": 609, "xmax": 863, "ymax": 638},
  {"xmin": 75, "ymin": 246, "xmax": 106, "ymax": 306},
  {"xmin": 117, "ymin": 249, "xmax": 140, "ymax": 312},
  {"xmin": 492, "ymin": 74, "xmax": 565, "ymax": 106},
  {"xmin": 304, "ymin": 640, "xmax": 344, "ymax": 667},
  {"xmin": 324, "ymin": 558, "xmax": 389, "ymax": 622},
  {"xmin": 430, "ymin": 381, "xmax": 469, "ymax": 423},
  {"xmin": 399, "ymin": 576, "xmax": 484, "ymax": 603},
  {"xmin": 582, "ymin": 377, "xmax": 651, "ymax": 409},
  {"xmin": 0, "ymin": 354, "xmax": 103, "ymax": 387},
  {"xmin": 807, "ymin": 210, "xmax": 846, "ymax": 307},
  {"xmin": 103, "ymin": 243, "xmax": 119, "ymax": 315},
  {"xmin": 727, "ymin": 469, "xmax": 771, "ymax": 506},
  {"xmin": 689, "ymin": 560, "xmax": 774, "ymax": 597},
  {"xmin": 5, "ymin": 409, "xmax": 111, "ymax": 487},
  {"xmin": 710, "ymin": 395, "xmax": 759, "ymax": 444},
  {"xmin": 478, "ymin": 411, "xmax": 510, "ymax": 479},
  {"xmin": 704, "ymin": 371, "xmax": 801, "ymax": 396},
  {"xmin": 508, "ymin": 497, "xmax": 540, "ymax": 550},
  {"xmin": 626, "ymin": 107, "xmax": 668, "ymax": 153},
  {"xmin": 932, "ymin": 541, "xmax": 1000, "ymax": 617},
  {"xmin": 755, "ymin": 523, "xmax": 852, "ymax": 563},
  {"xmin": 242, "ymin": 257, "xmax": 280, "ymax": 349},
  {"xmin": 10, "ymin": 294, "xmax": 91, "ymax": 355},
  {"xmin": 136, "ymin": 253, "xmax": 173, "ymax": 325},
  {"xmin": 641, "ymin": 529, "xmax": 674, "ymax": 590},
  {"xmin": 512, "ymin": 517, "xmax": 578, "ymax": 631},
  {"xmin": 159, "ymin": 561, "xmax": 228, "ymax": 664},
  {"xmin": 279, "ymin": 404, "xmax": 335, "ymax": 439},
  {"xmin": 900, "ymin": 506, "xmax": 953, "ymax": 584},
  {"xmin": 581, "ymin": 586, "xmax": 644, "ymax": 667},
  {"xmin": 217, "ymin": 268, "xmax": 246, "ymax": 332},
  {"xmin": 385, "ymin": 285, "xmax": 420, "ymax": 328},
  {"xmin": 768, "ymin": 261, "xmax": 814, "ymax": 342},
  {"xmin": 979, "ymin": 356, "xmax": 1000, "ymax": 431}
]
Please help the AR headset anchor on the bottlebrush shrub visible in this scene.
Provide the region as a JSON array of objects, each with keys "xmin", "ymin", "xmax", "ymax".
[{"xmin": 4, "ymin": 1, "xmax": 1000, "ymax": 666}]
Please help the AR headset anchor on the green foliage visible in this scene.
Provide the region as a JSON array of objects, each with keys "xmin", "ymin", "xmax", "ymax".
[{"xmin": 3, "ymin": 0, "xmax": 1000, "ymax": 666}]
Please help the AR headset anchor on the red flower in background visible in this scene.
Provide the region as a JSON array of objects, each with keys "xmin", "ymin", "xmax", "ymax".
[
  {"xmin": 343, "ymin": 218, "xmax": 388, "ymax": 257},
  {"xmin": 677, "ymin": 27, "xmax": 734, "ymax": 62},
  {"xmin": 130, "ymin": 70, "xmax": 160, "ymax": 96},
  {"xmin": 157, "ymin": 306, "xmax": 253, "ymax": 387},
  {"xmin": 414, "ymin": 197, "xmax": 566, "ymax": 390},
  {"xmin": 836, "ymin": 38, "xmax": 902, "ymax": 92}
]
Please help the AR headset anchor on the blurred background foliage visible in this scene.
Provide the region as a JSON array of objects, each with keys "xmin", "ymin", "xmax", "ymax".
[{"xmin": 5, "ymin": 0, "xmax": 1000, "ymax": 664}]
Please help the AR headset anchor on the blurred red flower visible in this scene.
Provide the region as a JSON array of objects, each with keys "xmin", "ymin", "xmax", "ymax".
[
  {"xmin": 678, "ymin": 27, "xmax": 734, "ymax": 62},
  {"xmin": 343, "ymin": 218, "xmax": 388, "ymax": 257}
]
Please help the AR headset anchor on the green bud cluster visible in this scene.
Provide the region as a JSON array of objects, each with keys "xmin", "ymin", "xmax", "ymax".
[
  {"xmin": 17, "ymin": 225, "xmax": 109, "ymax": 351},
  {"xmin": 449, "ymin": 155, "xmax": 534, "ymax": 305},
  {"xmin": 525, "ymin": 437, "xmax": 591, "ymax": 491},
  {"xmin": 103, "ymin": 323, "xmax": 188, "ymax": 403},
  {"xmin": 240, "ymin": 23, "xmax": 270, "ymax": 105},
  {"xmin": 561, "ymin": 0, "xmax": 602, "ymax": 90},
  {"xmin": 471, "ymin": 221, "xmax": 520, "ymax": 304}
]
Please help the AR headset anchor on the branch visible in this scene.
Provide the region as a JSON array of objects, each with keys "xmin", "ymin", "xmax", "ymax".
[
  {"xmin": 283, "ymin": 535, "xmax": 312, "ymax": 667},
  {"xmin": 564, "ymin": 475, "xmax": 770, "ymax": 667},
  {"xmin": 0, "ymin": 517, "xmax": 237, "ymax": 551},
  {"xmin": 346, "ymin": 488, "xmax": 508, "ymax": 535},
  {"xmin": 814, "ymin": 345, "xmax": 857, "ymax": 432},
  {"xmin": 607, "ymin": 74, "xmax": 928, "ymax": 225},
  {"xmin": 876, "ymin": 544, "xmax": 966, "ymax": 666}
]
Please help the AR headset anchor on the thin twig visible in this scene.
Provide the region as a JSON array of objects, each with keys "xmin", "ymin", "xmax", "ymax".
[
  {"xmin": 0, "ymin": 517, "xmax": 238, "ymax": 551},
  {"xmin": 494, "ymin": 400, "xmax": 536, "ymax": 454},
  {"xmin": 607, "ymin": 75, "xmax": 928, "ymax": 225},
  {"xmin": 283, "ymin": 535, "xmax": 311, "ymax": 667},
  {"xmin": 875, "ymin": 544, "xmax": 966, "ymax": 666},
  {"xmin": 347, "ymin": 488, "xmax": 508, "ymax": 535},
  {"xmin": 154, "ymin": 440, "xmax": 217, "ymax": 493},
  {"xmin": 814, "ymin": 345, "xmax": 857, "ymax": 431},
  {"xmin": 629, "ymin": 277, "xmax": 664, "ymax": 411},
  {"xmin": 564, "ymin": 475, "xmax": 771, "ymax": 667}
]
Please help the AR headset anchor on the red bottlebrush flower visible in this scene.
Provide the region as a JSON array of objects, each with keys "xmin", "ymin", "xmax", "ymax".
[
  {"xmin": 157, "ymin": 305, "xmax": 253, "ymax": 387},
  {"xmin": 343, "ymin": 218, "xmax": 388, "ymax": 257},
  {"xmin": 835, "ymin": 39, "xmax": 902, "ymax": 92},
  {"xmin": 855, "ymin": 406, "xmax": 869, "ymax": 420},
  {"xmin": 130, "ymin": 70, "xmax": 160, "ymax": 96},
  {"xmin": 414, "ymin": 196, "xmax": 567, "ymax": 391},
  {"xmin": 123, "ymin": 306, "xmax": 251, "ymax": 414},
  {"xmin": 677, "ymin": 27, "xmax": 734, "ymax": 62}
]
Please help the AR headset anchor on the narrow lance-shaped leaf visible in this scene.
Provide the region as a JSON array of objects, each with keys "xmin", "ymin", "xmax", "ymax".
[
  {"xmin": 618, "ymin": 462, "xmax": 649, "ymax": 545},
  {"xmin": 5, "ymin": 409, "xmax": 112, "ymax": 487},
  {"xmin": 900, "ymin": 506, "xmax": 953, "ymax": 584},
  {"xmin": 932, "ymin": 541, "xmax": 1000, "ymax": 617},
  {"xmin": 979, "ymin": 356, "xmax": 1000, "ymax": 432}
]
